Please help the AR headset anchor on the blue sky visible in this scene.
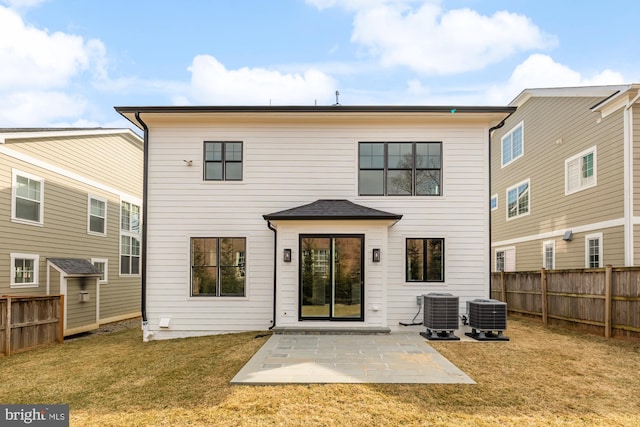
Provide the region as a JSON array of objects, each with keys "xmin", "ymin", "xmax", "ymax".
[{"xmin": 1, "ymin": 0, "xmax": 638, "ymax": 129}]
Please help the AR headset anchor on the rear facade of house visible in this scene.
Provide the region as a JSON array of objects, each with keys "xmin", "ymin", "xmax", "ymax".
[
  {"xmin": 490, "ymin": 84, "xmax": 640, "ymax": 272},
  {"xmin": 117, "ymin": 106, "xmax": 513, "ymax": 340},
  {"xmin": 0, "ymin": 129, "xmax": 143, "ymax": 335}
]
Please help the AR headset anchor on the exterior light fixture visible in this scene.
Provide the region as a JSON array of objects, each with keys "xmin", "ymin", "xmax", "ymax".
[
  {"xmin": 283, "ymin": 248, "xmax": 292, "ymax": 262},
  {"xmin": 372, "ymin": 248, "xmax": 381, "ymax": 263}
]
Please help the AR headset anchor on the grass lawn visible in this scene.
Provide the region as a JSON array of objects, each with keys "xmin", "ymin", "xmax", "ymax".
[{"xmin": 1, "ymin": 317, "xmax": 639, "ymax": 426}]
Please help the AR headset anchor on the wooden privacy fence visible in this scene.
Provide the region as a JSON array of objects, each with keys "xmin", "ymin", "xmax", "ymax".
[
  {"xmin": 491, "ymin": 266, "xmax": 640, "ymax": 339},
  {"xmin": 0, "ymin": 295, "xmax": 64, "ymax": 356}
]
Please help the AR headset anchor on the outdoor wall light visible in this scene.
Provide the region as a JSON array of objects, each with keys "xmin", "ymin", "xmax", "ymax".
[
  {"xmin": 372, "ymin": 248, "xmax": 381, "ymax": 263},
  {"xmin": 283, "ymin": 248, "xmax": 292, "ymax": 262}
]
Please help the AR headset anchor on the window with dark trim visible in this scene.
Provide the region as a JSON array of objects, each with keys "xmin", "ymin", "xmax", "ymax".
[
  {"xmin": 406, "ymin": 238, "xmax": 444, "ymax": 282},
  {"xmin": 359, "ymin": 142, "xmax": 441, "ymax": 196},
  {"xmin": 191, "ymin": 237, "xmax": 246, "ymax": 296},
  {"xmin": 204, "ymin": 141, "xmax": 243, "ymax": 181}
]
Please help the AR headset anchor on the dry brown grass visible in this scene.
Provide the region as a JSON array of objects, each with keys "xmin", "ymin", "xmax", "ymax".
[{"xmin": 1, "ymin": 317, "xmax": 639, "ymax": 426}]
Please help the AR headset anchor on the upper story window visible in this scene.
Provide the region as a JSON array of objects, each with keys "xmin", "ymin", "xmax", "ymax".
[
  {"xmin": 501, "ymin": 122, "xmax": 523, "ymax": 167},
  {"xmin": 204, "ymin": 141, "xmax": 243, "ymax": 181},
  {"xmin": 506, "ymin": 179, "xmax": 529, "ymax": 220},
  {"xmin": 88, "ymin": 195, "xmax": 107, "ymax": 236},
  {"xmin": 566, "ymin": 146, "xmax": 596, "ymax": 195},
  {"xmin": 11, "ymin": 253, "xmax": 39, "ymax": 287},
  {"xmin": 359, "ymin": 142, "xmax": 441, "ymax": 196},
  {"xmin": 12, "ymin": 169, "xmax": 44, "ymax": 225},
  {"xmin": 406, "ymin": 238, "xmax": 444, "ymax": 282},
  {"xmin": 120, "ymin": 201, "xmax": 141, "ymax": 275}
]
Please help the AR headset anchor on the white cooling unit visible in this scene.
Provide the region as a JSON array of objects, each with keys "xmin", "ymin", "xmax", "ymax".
[
  {"xmin": 465, "ymin": 299, "xmax": 509, "ymax": 341},
  {"xmin": 419, "ymin": 292, "xmax": 460, "ymax": 340}
]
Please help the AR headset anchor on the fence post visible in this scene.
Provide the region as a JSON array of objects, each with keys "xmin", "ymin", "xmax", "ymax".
[
  {"xmin": 541, "ymin": 268, "xmax": 548, "ymax": 325},
  {"xmin": 500, "ymin": 271, "xmax": 506, "ymax": 302},
  {"xmin": 58, "ymin": 294, "xmax": 65, "ymax": 343},
  {"xmin": 604, "ymin": 265, "xmax": 612, "ymax": 338},
  {"xmin": 5, "ymin": 296, "xmax": 11, "ymax": 356}
]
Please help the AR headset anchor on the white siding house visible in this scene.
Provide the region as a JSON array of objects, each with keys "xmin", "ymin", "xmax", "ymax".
[{"xmin": 116, "ymin": 106, "xmax": 514, "ymax": 340}]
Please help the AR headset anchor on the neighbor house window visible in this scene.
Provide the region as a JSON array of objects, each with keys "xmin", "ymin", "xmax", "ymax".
[
  {"xmin": 495, "ymin": 247, "xmax": 515, "ymax": 272},
  {"xmin": 120, "ymin": 201, "xmax": 141, "ymax": 275},
  {"xmin": 566, "ymin": 146, "xmax": 596, "ymax": 195},
  {"xmin": 491, "ymin": 194, "xmax": 498, "ymax": 211},
  {"xmin": 359, "ymin": 142, "xmax": 441, "ymax": 196},
  {"xmin": 191, "ymin": 237, "xmax": 246, "ymax": 297},
  {"xmin": 92, "ymin": 258, "xmax": 108, "ymax": 284},
  {"xmin": 585, "ymin": 233, "xmax": 603, "ymax": 268},
  {"xmin": 543, "ymin": 240, "xmax": 555, "ymax": 270},
  {"xmin": 11, "ymin": 253, "xmax": 39, "ymax": 287},
  {"xmin": 506, "ymin": 179, "xmax": 530, "ymax": 219},
  {"xmin": 501, "ymin": 122, "xmax": 523, "ymax": 167},
  {"xmin": 204, "ymin": 141, "xmax": 243, "ymax": 181},
  {"xmin": 88, "ymin": 195, "xmax": 107, "ymax": 235},
  {"xmin": 406, "ymin": 238, "xmax": 444, "ymax": 282},
  {"xmin": 12, "ymin": 170, "xmax": 44, "ymax": 225}
]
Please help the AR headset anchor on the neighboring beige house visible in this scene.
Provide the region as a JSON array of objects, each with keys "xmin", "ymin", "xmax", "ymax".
[
  {"xmin": 490, "ymin": 84, "xmax": 640, "ymax": 272},
  {"xmin": 0, "ymin": 128, "xmax": 143, "ymax": 335},
  {"xmin": 116, "ymin": 105, "xmax": 514, "ymax": 341}
]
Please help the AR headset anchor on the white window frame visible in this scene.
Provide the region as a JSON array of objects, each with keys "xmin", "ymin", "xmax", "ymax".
[
  {"xmin": 87, "ymin": 195, "xmax": 107, "ymax": 236},
  {"xmin": 92, "ymin": 258, "xmax": 109, "ymax": 284},
  {"xmin": 506, "ymin": 178, "xmax": 530, "ymax": 221},
  {"xmin": 495, "ymin": 246, "xmax": 515, "ymax": 272},
  {"xmin": 585, "ymin": 232, "xmax": 603, "ymax": 268},
  {"xmin": 10, "ymin": 253, "xmax": 40, "ymax": 288},
  {"xmin": 120, "ymin": 199, "xmax": 142, "ymax": 276},
  {"xmin": 11, "ymin": 169, "xmax": 44, "ymax": 226},
  {"xmin": 565, "ymin": 146, "xmax": 597, "ymax": 195},
  {"xmin": 491, "ymin": 194, "xmax": 498, "ymax": 211},
  {"xmin": 501, "ymin": 121, "xmax": 524, "ymax": 167},
  {"xmin": 543, "ymin": 240, "xmax": 555, "ymax": 270}
]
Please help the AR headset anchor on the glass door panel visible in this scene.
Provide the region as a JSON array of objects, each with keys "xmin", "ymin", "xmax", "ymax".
[{"xmin": 300, "ymin": 235, "xmax": 363, "ymax": 321}]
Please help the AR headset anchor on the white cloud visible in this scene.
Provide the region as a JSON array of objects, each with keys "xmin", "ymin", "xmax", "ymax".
[
  {"xmin": 0, "ymin": 91, "xmax": 87, "ymax": 125},
  {"xmin": 0, "ymin": 0, "xmax": 47, "ymax": 9},
  {"xmin": 185, "ymin": 55, "xmax": 337, "ymax": 105},
  {"xmin": 485, "ymin": 54, "xmax": 626, "ymax": 104}
]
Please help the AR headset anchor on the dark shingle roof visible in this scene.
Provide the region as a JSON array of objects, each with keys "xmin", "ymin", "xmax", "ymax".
[
  {"xmin": 263, "ymin": 199, "xmax": 402, "ymax": 221},
  {"xmin": 48, "ymin": 258, "xmax": 102, "ymax": 276}
]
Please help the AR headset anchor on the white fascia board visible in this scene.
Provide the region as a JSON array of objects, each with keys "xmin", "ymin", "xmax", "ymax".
[
  {"xmin": 510, "ymin": 85, "xmax": 632, "ymax": 108},
  {"xmin": 0, "ymin": 128, "xmax": 142, "ymax": 145}
]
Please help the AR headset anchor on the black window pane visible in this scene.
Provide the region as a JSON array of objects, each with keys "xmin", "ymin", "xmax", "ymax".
[
  {"xmin": 360, "ymin": 143, "xmax": 384, "ymax": 169},
  {"xmin": 204, "ymin": 142, "xmax": 222, "ymax": 161},
  {"xmin": 359, "ymin": 170, "xmax": 384, "ymax": 195},
  {"xmin": 426, "ymin": 239, "xmax": 443, "ymax": 281},
  {"xmin": 387, "ymin": 170, "xmax": 412, "ymax": 195},
  {"xmin": 406, "ymin": 239, "xmax": 424, "ymax": 281},
  {"xmin": 388, "ymin": 143, "xmax": 412, "ymax": 168},
  {"xmin": 121, "ymin": 256, "xmax": 130, "ymax": 274},
  {"xmin": 226, "ymin": 142, "xmax": 242, "ymax": 161},
  {"xmin": 416, "ymin": 143, "xmax": 441, "ymax": 168},
  {"xmin": 205, "ymin": 163, "xmax": 223, "ymax": 180},
  {"xmin": 225, "ymin": 163, "xmax": 243, "ymax": 180},
  {"xmin": 192, "ymin": 266, "xmax": 217, "ymax": 295},
  {"xmin": 220, "ymin": 267, "xmax": 245, "ymax": 296},
  {"xmin": 90, "ymin": 216, "xmax": 105, "ymax": 233},
  {"xmin": 131, "ymin": 257, "xmax": 140, "ymax": 275},
  {"xmin": 416, "ymin": 170, "xmax": 440, "ymax": 195}
]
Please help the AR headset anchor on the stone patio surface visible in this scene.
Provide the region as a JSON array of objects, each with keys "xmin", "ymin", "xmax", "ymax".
[{"xmin": 231, "ymin": 331, "xmax": 475, "ymax": 385}]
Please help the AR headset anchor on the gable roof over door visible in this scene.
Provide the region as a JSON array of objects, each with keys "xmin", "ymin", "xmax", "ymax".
[{"xmin": 263, "ymin": 199, "xmax": 402, "ymax": 221}]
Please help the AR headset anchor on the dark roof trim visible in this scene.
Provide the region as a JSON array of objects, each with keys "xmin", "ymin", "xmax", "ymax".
[
  {"xmin": 590, "ymin": 90, "xmax": 622, "ymax": 110},
  {"xmin": 263, "ymin": 199, "xmax": 402, "ymax": 221},
  {"xmin": 115, "ymin": 105, "xmax": 516, "ymax": 114}
]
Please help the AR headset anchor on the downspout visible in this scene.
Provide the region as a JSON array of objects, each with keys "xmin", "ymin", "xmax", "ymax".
[
  {"xmin": 266, "ymin": 220, "xmax": 277, "ymax": 330},
  {"xmin": 623, "ymin": 90, "xmax": 640, "ymax": 266},
  {"xmin": 135, "ymin": 112, "xmax": 152, "ymax": 341},
  {"xmin": 488, "ymin": 118, "xmax": 509, "ymax": 299}
]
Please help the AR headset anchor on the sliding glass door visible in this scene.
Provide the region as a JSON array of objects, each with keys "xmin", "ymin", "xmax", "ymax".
[{"xmin": 299, "ymin": 235, "xmax": 363, "ymax": 321}]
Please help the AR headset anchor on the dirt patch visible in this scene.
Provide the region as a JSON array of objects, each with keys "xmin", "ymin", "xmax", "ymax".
[{"xmin": 65, "ymin": 317, "xmax": 140, "ymax": 341}]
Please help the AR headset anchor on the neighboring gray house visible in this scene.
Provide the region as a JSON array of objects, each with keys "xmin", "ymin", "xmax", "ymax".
[
  {"xmin": 0, "ymin": 128, "xmax": 143, "ymax": 335},
  {"xmin": 490, "ymin": 84, "xmax": 640, "ymax": 271},
  {"xmin": 116, "ymin": 105, "xmax": 514, "ymax": 341}
]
